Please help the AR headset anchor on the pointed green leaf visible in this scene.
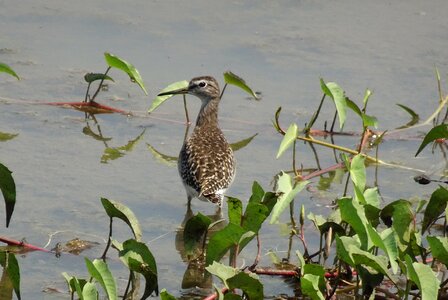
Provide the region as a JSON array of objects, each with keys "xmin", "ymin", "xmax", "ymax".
[
  {"xmin": 276, "ymin": 123, "xmax": 298, "ymax": 159},
  {"xmin": 427, "ymin": 236, "xmax": 448, "ymax": 267},
  {"xmin": 0, "ymin": 252, "xmax": 20, "ymax": 300},
  {"xmin": 350, "ymin": 154, "xmax": 366, "ymax": 192},
  {"xmin": 160, "ymin": 288, "xmax": 177, "ymax": 300},
  {"xmin": 81, "ymin": 282, "xmax": 98, "ymax": 300},
  {"xmin": 415, "ymin": 123, "xmax": 448, "ymax": 156},
  {"xmin": 183, "ymin": 213, "xmax": 212, "ymax": 257},
  {"xmin": 227, "ymin": 197, "xmax": 243, "ymax": 225},
  {"xmin": 100, "ymin": 198, "xmax": 142, "ymax": 241},
  {"xmin": 338, "ymin": 197, "xmax": 371, "ymax": 249},
  {"xmin": 104, "ymin": 52, "xmax": 147, "ymax": 95},
  {"xmin": 405, "ymin": 255, "xmax": 440, "ymax": 300},
  {"xmin": 320, "ymin": 79, "xmax": 347, "ymax": 129},
  {"xmin": 84, "ymin": 73, "xmax": 114, "ymax": 83},
  {"xmin": 301, "ymin": 274, "xmax": 325, "ymax": 300},
  {"xmin": 362, "ymin": 89, "xmax": 372, "ymax": 105},
  {"xmin": 362, "ymin": 114, "xmax": 378, "ymax": 128},
  {"xmin": 118, "ymin": 239, "xmax": 159, "ymax": 298},
  {"xmin": 205, "ymin": 261, "xmax": 239, "ymax": 288},
  {"xmin": 422, "ymin": 186, "xmax": 448, "ymax": 233},
  {"xmin": 335, "ymin": 235, "xmax": 359, "ymax": 266},
  {"xmin": 0, "ymin": 63, "xmax": 19, "ymax": 80},
  {"xmin": 148, "ymin": 80, "xmax": 188, "ymax": 113},
  {"xmin": 206, "ymin": 223, "xmax": 247, "ymax": 265},
  {"xmin": 0, "ymin": 163, "xmax": 16, "ymax": 227},
  {"xmin": 227, "ymin": 272, "xmax": 263, "ymax": 300},
  {"xmin": 0, "ymin": 132, "xmax": 18, "ymax": 142},
  {"xmin": 229, "ymin": 133, "xmax": 258, "ymax": 152},
  {"xmin": 101, "ymin": 130, "xmax": 145, "ymax": 163},
  {"xmin": 223, "ymin": 71, "xmax": 259, "ymax": 100},
  {"xmin": 84, "ymin": 258, "xmax": 116, "ymax": 300},
  {"xmin": 270, "ymin": 172, "xmax": 308, "ymax": 224}
]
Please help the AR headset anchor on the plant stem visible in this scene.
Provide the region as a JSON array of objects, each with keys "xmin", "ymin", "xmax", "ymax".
[
  {"xmin": 101, "ymin": 217, "xmax": 113, "ymax": 260},
  {"xmin": 90, "ymin": 66, "xmax": 111, "ymax": 102}
]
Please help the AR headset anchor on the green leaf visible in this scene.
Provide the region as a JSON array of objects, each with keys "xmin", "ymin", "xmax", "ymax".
[
  {"xmin": 338, "ymin": 197, "xmax": 371, "ymax": 249},
  {"xmin": 427, "ymin": 236, "xmax": 448, "ymax": 267},
  {"xmin": 361, "ymin": 114, "xmax": 378, "ymax": 128},
  {"xmin": 363, "ymin": 187, "xmax": 380, "ymax": 208},
  {"xmin": 84, "ymin": 258, "xmax": 117, "ymax": 300},
  {"xmin": 227, "ymin": 272, "xmax": 263, "ymax": 300},
  {"xmin": 160, "ymin": 288, "xmax": 178, "ymax": 300},
  {"xmin": 81, "ymin": 282, "xmax": 98, "ymax": 300},
  {"xmin": 350, "ymin": 154, "xmax": 366, "ymax": 192},
  {"xmin": 405, "ymin": 255, "xmax": 440, "ymax": 300},
  {"xmin": 0, "ymin": 132, "xmax": 18, "ymax": 142},
  {"xmin": 146, "ymin": 143, "xmax": 178, "ymax": 167},
  {"xmin": 0, "ymin": 163, "xmax": 16, "ymax": 227},
  {"xmin": 415, "ymin": 123, "xmax": 448, "ymax": 156},
  {"xmin": 0, "ymin": 63, "xmax": 19, "ymax": 80},
  {"xmin": 101, "ymin": 130, "xmax": 145, "ymax": 163},
  {"xmin": 320, "ymin": 79, "xmax": 347, "ymax": 129},
  {"xmin": 148, "ymin": 80, "xmax": 188, "ymax": 113},
  {"xmin": 276, "ymin": 123, "xmax": 298, "ymax": 159},
  {"xmin": 229, "ymin": 133, "xmax": 258, "ymax": 152},
  {"xmin": 84, "ymin": 73, "xmax": 114, "ymax": 83},
  {"xmin": 301, "ymin": 274, "xmax": 325, "ymax": 300},
  {"xmin": 396, "ymin": 104, "xmax": 419, "ymax": 128},
  {"xmin": 380, "ymin": 200, "xmax": 413, "ymax": 251},
  {"xmin": 227, "ymin": 197, "xmax": 243, "ymax": 225},
  {"xmin": 223, "ymin": 71, "xmax": 259, "ymax": 100},
  {"xmin": 422, "ymin": 186, "xmax": 448, "ymax": 233},
  {"xmin": 183, "ymin": 213, "xmax": 212, "ymax": 258},
  {"xmin": 0, "ymin": 252, "xmax": 20, "ymax": 300},
  {"xmin": 270, "ymin": 172, "xmax": 308, "ymax": 224},
  {"xmin": 205, "ymin": 261, "xmax": 239, "ymax": 288},
  {"xmin": 335, "ymin": 235, "xmax": 360, "ymax": 266},
  {"xmin": 362, "ymin": 89, "xmax": 372, "ymax": 105},
  {"xmin": 100, "ymin": 198, "xmax": 142, "ymax": 241},
  {"xmin": 206, "ymin": 223, "xmax": 247, "ymax": 266},
  {"xmin": 104, "ymin": 52, "xmax": 147, "ymax": 95},
  {"xmin": 118, "ymin": 239, "xmax": 159, "ymax": 298}
]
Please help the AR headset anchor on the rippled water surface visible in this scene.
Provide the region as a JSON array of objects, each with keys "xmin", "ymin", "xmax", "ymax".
[{"xmin": 1, "ymin": 1, "xmax": 448, "ymax": 298}]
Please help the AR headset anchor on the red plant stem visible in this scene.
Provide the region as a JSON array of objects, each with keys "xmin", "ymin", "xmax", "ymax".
[
  {"xmin": 0, "ymin": 236, "xmax": 51, "ymax": 253},
  {"xmin": 203, "ymin": 287, "xmax": 228, "ymax": 300},
  {"xmin": 42, "ymin": 101, "xmax": 129, "ymax": 114}
]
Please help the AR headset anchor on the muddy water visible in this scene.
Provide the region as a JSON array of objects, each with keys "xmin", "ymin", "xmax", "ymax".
[{"xmin": 1, "ymin": 1, "xmax": 447, "ymax": 298}]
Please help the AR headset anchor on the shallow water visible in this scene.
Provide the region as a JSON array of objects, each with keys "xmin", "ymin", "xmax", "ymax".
[{"xmin": 0, "ymin": 0, "xmax": 447, "ymax": 298}]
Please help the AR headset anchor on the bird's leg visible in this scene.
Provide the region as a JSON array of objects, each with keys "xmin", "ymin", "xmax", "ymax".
[{"xmin": 187, "ymin": 195, "xmax": 193, "ymax": 211}]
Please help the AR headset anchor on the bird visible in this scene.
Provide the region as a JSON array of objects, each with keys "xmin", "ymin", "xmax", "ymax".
[{"xmin": 158, "ymin": 76, "xmax": 236, "ymax": 208}]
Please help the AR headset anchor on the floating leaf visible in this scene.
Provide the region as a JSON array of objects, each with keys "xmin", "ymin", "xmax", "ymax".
[
  {"xmin": 0, "ymin": 132, "xmax": 18, "ymax": 142},
  {"xmin": 0, "ymin": 63, "xmax": 19, "ymax": 80},
  {"xmin": 270, "ymin": 172, "xmax": 308, "ymax": 224},
  {"xmin": 422, "ymin": 186, "xmax": 448, "ymax": 233},
  {"xmin": 427, "ymin": 236, "xmax": 448, "ymax": 267},
  {"xmin": 415, "ymin": 123, "xmax": 448, "ymax": 156},
  {"xmin": 84, "ymin": 258, "xmax": 117, "ymax": 300},
  {"xmin": 223, "ymin": 71, "xmax": 259, "ymax": 100},
  {"xmin": 148, "ymin": 80, "xmax": 188, "ymax": 113},
  {"xmin": 146, "ymin": 143, "xmax": 178, "ymax": 167},
  {"xmin": 100, "ymin": 198, "xmax": 142, "ymax": 241},
  {"xmin": 104, "ymin": 52, "xmax": 147, "ymax": 95},
  {"xmin": 396, "ymin": 104, "xmax": 419, "ymax": 129},
  {"xmin": 117, "ymin": 239, "xmax": 159, "ymax": 298},
  {"xmin": 84, "ymin": 73, "xmax": 114, "ymax": 83},
  {"xmin": 229, "ymin": 133, "xmax": 258, "ymax": 152},
  {"xmin": 320, "ymin": 79, "xmax": 347, "ymax": 129},
  {"xmin": 276, "ymin": 123, "xmax": 298, "ymax": 159},
  {"xmin": 183, "ymin": 213, "xmax": 212, "ymax": 258},
  {"xmin": 101, "ymin": 130, "xmax": 145, "ymax": 163},
  {"xmin": 0, "ymin": 163, "xmax": 16, "ymax": 227},
  {"xmin": 227, "ymin": 272, "xmax": 263, "ymax": 300}
]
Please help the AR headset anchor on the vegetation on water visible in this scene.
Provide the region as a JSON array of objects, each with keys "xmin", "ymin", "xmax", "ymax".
[{"xmin": 1, "ymin": 57, "xmax": 448, "ymax": 299}]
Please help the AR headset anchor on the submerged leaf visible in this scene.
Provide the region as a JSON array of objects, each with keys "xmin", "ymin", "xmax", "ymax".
[
  {"xmin": 104, "ymin": 52, "xmax": 147, "ymax": 95},
  {"xmin": 0, "ymin": 63, "xmax": 19, "ymax": 80},
  {"xmin": 223, "ymin": 71, "xmax": 259, "ymax": 100},
  {"xmin": 101, "ymin": 130, "xmax": 145, "ymax": 163},
  {"xmin": 0, "ymin": 163, "xmax": 16, "ymax": 227},
  {"xmin": 415, "ymin": 123, "xmax": 448, "ymax": 156},
  {"xmin": 146, "ymin": 143, "xmax": 178, "ymax": 167},
  {"xmin": 148, "ymin": 80, "xmax": 188, "ymax": 113},
  {"xmin": 396, "ymin": 104, "xmax": 419, "ymax": 129},
  {"xmin": 0, "ymin": 132, "xmax": 18, "ymax": 142},
  {"xmin": 183, "ymin": 213, "xmax": 212, "ymax": 258}
]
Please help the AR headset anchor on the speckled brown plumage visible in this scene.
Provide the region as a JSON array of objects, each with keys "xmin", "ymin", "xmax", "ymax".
[{"xmin": 158, "ymin": 76, "xmax": 236, "ymax": 207}]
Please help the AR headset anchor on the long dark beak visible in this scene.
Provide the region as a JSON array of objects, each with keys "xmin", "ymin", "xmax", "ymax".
[{"xmin": 157, "ymin": 86, "xmax": 189, "ymax": 96}]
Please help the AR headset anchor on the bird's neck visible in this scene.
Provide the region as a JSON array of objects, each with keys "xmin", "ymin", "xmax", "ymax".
[{"xmin": 196, "ymin": 97, "xmax": 220, "ymax": 127}]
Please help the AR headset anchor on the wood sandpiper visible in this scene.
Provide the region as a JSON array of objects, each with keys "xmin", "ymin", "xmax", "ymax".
[{"xmin": 158, "ymin": 76, "xmax": 236, "ymax": 207}]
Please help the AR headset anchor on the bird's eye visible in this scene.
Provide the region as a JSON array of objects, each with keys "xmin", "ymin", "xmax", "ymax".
[{"xmin": 198, "ymin": 81, "xmax": 207, "ymax": 88}]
